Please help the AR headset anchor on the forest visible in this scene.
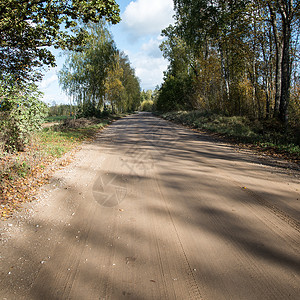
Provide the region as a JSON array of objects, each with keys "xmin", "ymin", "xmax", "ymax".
[{"xmin": 157, "ymin": 0, "xmax": 300, "ymax": 127}]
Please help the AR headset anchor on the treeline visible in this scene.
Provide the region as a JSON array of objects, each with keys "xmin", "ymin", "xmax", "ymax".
[
  {"xmin": 59, "ymin": 22, "xmax": 141, "ymax": 117},
  {"xmin": 157, "ymin": 0, "xmax": 300, "ymax": 126},
  {"xmin": 47, "ymin": 104, "xmax": 73, "ymax": 117},
  {"xmin": 48, "ymin": 88, "xmax": 157, "ymax": 117}
]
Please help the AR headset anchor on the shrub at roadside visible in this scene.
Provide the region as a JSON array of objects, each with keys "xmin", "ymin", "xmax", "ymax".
[{"xmin": 0, "ymin": 84, "xmax": 48, "ymax": 152}]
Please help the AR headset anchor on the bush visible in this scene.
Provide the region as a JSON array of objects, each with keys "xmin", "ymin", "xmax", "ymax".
[
  {"xmin": 140, "ymin": 100, "xmax": 154, "ymax": 111},
  {"xmin": 156, "ymin": 75, "xmax": 194, "ymax": 112},
  {"xmin": 0, "ymin": 83, "xmax": 48, "ymax": 152}
]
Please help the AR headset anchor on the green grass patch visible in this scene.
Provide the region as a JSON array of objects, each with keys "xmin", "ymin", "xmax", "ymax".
[
  {"xmin": 15, "ymin": 161, "xmax": 31, "ymax": 178},
  {"xmin": 38, "ymin": 120, "xmax": 109, "ymax": 158},
  {"xmin": 160, "ymin": 110, "xmax": 300, "ymax": 160},
  {"xmin": 1, "ymin": 116, "xmax": 115, "ymax": 188}
]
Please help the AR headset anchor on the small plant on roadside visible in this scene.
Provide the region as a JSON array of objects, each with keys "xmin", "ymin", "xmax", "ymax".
[
  {"xmin": 15, "ymin": 161, "xmax": 31, "ymax": 178},
  {"xmin": 0, "ymin": 82, "xmax": 48, "ymax": 152}
]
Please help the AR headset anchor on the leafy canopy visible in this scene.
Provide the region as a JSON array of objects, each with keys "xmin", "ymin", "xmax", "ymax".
[
  {"xmin": 0, "ymin": 0, "xmax": 120, "ymax": 82},
  {"xmin": 59, "ymin": 22, "xmax": 141, "ymax": 116}
]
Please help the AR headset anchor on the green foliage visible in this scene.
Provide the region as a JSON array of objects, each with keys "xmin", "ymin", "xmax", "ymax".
[
  {"xmin": 48, "ymin": 104, "xmax": 75, "ymax": 117},
  {"xmin": 0, "ymin": 83, "xmax": 48, "ymax": 152},
  {"xmin": 140, "ymin": 100, "xmax": 154, "ymax": 112},
  {"xmin": 59, "ymin": 24, "xmax": 140, "ymax": 117},
  {"xmin": 104, "ymin": 52, "xmax": 141, "ymax": 113},
  {"xmin": 141, "ymin": 90, "xmax": 153, "ymax": 102},
  {"xmin": 160, "ymin": 25, "xmax": 193, "ymax": 77},
  {"xmin": 156, "ymin": 75, "xmax": 194, "ymax": 112},
  {"xmin": 119, "ymin": 54, "xmax": 141, "ymax": 112},
  {"xmin": 13, "ymin": 160, "xmax": 31, "ymax": 178},
  {"xmin": 290, "ymin": 87, "xmax": 300, "ymax": 127},
  {"xmin": 0, "ymin": 0, "xmax": 120, "ymax": 82},
  {"xmin": 159, "ymin": 0, "xmax": 300, "ymax": 125},
  {"xmin": 59, "ymin": 21, "xmax": 116, "ymax": 117},
  {"xmin": 105, "ymin": 55, "xmax": 126, "ymax": 113},
  {"xmin": 119, "ymin": 53, "xmax": 141, "ymax": 112}
]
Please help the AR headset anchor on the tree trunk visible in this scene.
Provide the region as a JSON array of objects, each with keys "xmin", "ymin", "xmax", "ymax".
[
  {"xmin": 261, "ymin": 28, "xmax": 271, "ymax": 119},
  {"xmin": 268, "ymin": 3, "xmax": 283, "ymax": 117},
  {"xmin": 274, "ymin": 44, "xmax": 283, "ymax": 116},
  {"xmin": 279, "ymin": 21, "xmax": 291, "ymax": 124},
  {"xmin": 219, "ymin": 43, "xmax": 230, "ymax": 107},
  {"xmin": 111, "ymin": 103, "xmax": 115, "ymax": 114},
  {"xmin": 265, "ymin": 77, "xmax": 270, "ymax": 119}
]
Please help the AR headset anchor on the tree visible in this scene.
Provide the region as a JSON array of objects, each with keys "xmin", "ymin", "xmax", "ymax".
[
  {"xmin": 160, "ymin": 25, "xmax": 192, "ymax": 77},
  {"xmin": 170, "ymin": 0, "xmax": 300, "ymax": 124},
  {"xmin": 59, "ymin": 21, "xmax": 117, "ymax": 117},
  {"xmin": 0, "ymin": 0, "xmax": 120, "ymax": 82},
  {"xmin": 141, "ymin": 90, "xmax": 153, "ymax": 102},
  {"xmin": 158, "ymin": 0, "xmax": 299, "ymax": 124},
  {"xmin": 157, "ymin": 74, "xmax": 194, "ymax": 112},
  {"xmin": 119, "ymin": 52, "xmax": 141, "ymax": 111},
  {"xmin": 171, "ymin": 0, "xmax": 253, "ymax": 113},
  {"xmin": 105, "ymin": 57, "xmax": 126, "ymax": 113},
  {"xmin": 59, "ymin": 23, "xmax": 141, "ymax": 116},
  {"xmin": 264, "ymin": 0, "xmax": 300, "ymax": 123}
]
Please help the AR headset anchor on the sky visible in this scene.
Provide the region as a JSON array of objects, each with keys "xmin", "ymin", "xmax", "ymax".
[{"xmin": 39, "ymin": 0, "xmax": 175, "ymax": 105}]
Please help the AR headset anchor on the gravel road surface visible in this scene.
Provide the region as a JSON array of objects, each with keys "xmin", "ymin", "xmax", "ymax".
[{"xmin": 0, "ymin": 112, "xmax": 299, "ymax": 299}]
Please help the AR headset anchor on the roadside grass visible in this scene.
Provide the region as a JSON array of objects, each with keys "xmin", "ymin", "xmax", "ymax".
[
  {"xmin": 39, "ymin": 120, "xmax": 109, "ymax": 157},
  {"xmin": 160, "ymin": 111, "xmax": 300, "ymax": 161},
  {"xmin": 0, "ymin": 116, "xmax": 118, "ymax": 220}
]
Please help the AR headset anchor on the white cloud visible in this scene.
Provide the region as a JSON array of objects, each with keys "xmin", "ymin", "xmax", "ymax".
[
  {"xmin": 122, "ymin": 0, "xmax": 174, "ymax": 38},
  {"xmin": 120, "ymin": 1, "xmax": 173, "ymax": 89},
  {"xmin": 128, "ymin": 48, "xmax": 168, "ymax": 90},
  {"xmin": 39, "ymin": 67, "xmax": 69, "ymax": 104},
  {"xmin": 40, "ymin": 74, "xmax": 58, "ymax": 89},
  {"xmin": 141, "ymin": 37, "xmax": 163, "ymax": 58},
  {"xmin": 41, "ymin": 91, "xmax": 69, "ymax": 106}
]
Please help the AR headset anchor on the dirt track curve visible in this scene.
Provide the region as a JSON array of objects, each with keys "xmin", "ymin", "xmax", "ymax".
[{"xmin": 0, "ymin": 112, "xmax": 299, "ymax": 299}]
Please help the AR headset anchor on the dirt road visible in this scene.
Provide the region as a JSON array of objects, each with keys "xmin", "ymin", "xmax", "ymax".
[{"xmin": 0, "ymin": 113, "xmax": 299, "ymax": 299}]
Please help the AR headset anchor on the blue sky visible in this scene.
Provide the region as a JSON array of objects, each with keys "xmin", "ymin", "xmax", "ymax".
[{"xmin": 39, "ymin": 0, "xmax": 175, "ymax": 105}]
